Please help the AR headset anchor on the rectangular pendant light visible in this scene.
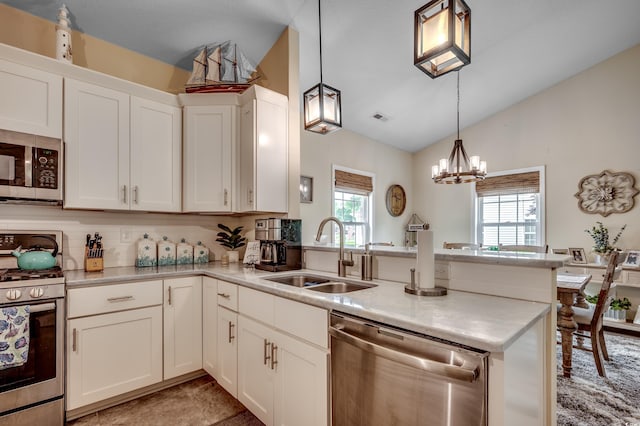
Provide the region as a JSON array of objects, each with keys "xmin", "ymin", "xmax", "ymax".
[
  {"xmin": 304, "ymin": 82, "xmax": 342, "ymax": 134},
  {"xmin": 414, "ymin": 0, "xmax": 471, "ymax": 78}
]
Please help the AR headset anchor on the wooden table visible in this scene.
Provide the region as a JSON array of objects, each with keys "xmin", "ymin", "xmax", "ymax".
[{"xmin": 557, "ymin": 273, "xmax": 592, "ymax": 378}]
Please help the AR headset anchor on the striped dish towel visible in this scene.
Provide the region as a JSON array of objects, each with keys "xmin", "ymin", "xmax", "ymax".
[{"xmin": 0, "ymin": 306, "xmax": 30, "ymax": 369}]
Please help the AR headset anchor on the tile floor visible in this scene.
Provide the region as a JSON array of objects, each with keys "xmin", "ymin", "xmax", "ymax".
[{"xmin": 66, "ymin": 375, "xmax": 262, "ymax": 426}]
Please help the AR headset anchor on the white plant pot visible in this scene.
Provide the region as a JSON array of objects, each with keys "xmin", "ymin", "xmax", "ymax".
[
  {"xmin": 605, "ymin": 308, "xmax": 627, "ymax": 322},
  {"xmin": 227, "ymin": 251, "xmax": 240, "ymax": 263}
]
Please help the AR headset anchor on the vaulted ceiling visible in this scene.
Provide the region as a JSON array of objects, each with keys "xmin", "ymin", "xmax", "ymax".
[{"xmin": 4, "ymin": 0, "xmax": 640, "ymax": 152}]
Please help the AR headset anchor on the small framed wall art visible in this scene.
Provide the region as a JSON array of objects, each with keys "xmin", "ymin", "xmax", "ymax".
[
  {"xmin": 623, "ymin": 250, "xmax": 640, "ymax": 267},
  {"xmin": 300, "ymin": 175, "xmax": 313, "ymax": 203},
  {"xmin": 569, "ymin": 247, "xmax": 587, "ymax": 264}
]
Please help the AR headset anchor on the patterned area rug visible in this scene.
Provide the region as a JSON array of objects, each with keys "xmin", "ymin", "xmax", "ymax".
[{"xmin": 557, "ymin": 331, "xmax": 640, "ymax": 425}]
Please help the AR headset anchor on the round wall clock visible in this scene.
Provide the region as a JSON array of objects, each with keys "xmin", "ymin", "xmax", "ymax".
[{"xmin": 385, "ymin": 184, "xmax": 406, "ymax": 217}]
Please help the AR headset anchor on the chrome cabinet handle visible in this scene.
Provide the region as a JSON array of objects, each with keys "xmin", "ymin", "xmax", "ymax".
[
  {"xmin": 217, "ymin": 293, "xmax": 230, "ymax": 299},
  {"xmin": 263, "ymin": 339, "xmax": 271, "ymax": 365},
  {"xmin": 224, "ymin": 189, "xmax": 228, "ymax": 206},
  {"xmin": 248, "ymin": 189, "xmax": 253, "ymax": 204},
  {"xmin": 228, "ymin": 321, "xmax": 235, "ymax": 343},
  {"xmin": 107, "ymin": 296, "xmax": 134, "ymax": 303},
  {"xmin": 72, "ymin": 328, "xmax": 77, "ymax": 352},
  {"xmin": 270, "ymin": 343, "xmax": 278, "ymax": 370},
  {"xmin": 122, "ymin": 185, "xmax": 128, "ymax": 203},
  {"xmin": 168, "ymin": 286, "xmax": 172, "ymax": 306},
  {"xmin": 133, "ymin": 185, "xmax": 139, "ymax": 204}
]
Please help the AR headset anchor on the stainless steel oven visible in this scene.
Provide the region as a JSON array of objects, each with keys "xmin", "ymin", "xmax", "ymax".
[
  {"xmin": 0, "ymin": 231, "xmax": 65, "ymax": 425},
  {"xmin": 0, "ymin": 129, "xmax": 62, "ymax": 204},
  {"xmin": 330, "ymin": 312, "xmax": 489, "ymax": 426}
]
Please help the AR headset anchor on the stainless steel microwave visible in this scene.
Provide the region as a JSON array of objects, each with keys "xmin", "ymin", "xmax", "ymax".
[{"xmin": 0, "ymin": 129, "xmax": 62, "ymax": 204}]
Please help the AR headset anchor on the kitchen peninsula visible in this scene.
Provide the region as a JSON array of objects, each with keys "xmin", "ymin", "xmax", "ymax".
[{"xmin": 65, "ymin": 248, "xmax": 563, "ymax": 425}]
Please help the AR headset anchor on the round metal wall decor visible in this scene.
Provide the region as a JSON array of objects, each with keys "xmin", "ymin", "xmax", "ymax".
[{"xmin": 574, "ymin": 170, "xmax": 639, "ymax": 217}]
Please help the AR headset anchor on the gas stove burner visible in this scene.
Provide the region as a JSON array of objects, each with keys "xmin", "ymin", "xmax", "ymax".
[{"xmin": 0, "ymin": 266, "xmax": 64, "ymax": 282}]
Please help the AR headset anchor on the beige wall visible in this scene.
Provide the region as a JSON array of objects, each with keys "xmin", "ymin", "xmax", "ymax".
[
  {"xmin": 413, "ymin": 44, "xmax": 640, "ymax": 256},
  {"xmin": 300, "ymin": 128, "xmax": 413, "ymax": 245}
]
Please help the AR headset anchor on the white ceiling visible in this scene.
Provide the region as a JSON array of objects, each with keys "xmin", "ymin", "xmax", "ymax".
[{"xmin": 4, "ymin": 0, "xmax": 640, "ymax": 152}]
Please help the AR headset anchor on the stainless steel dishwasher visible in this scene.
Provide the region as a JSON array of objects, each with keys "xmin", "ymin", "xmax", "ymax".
[{"xmin": 329, "ymin": 312, "xmax": 489, "ymax": 426}]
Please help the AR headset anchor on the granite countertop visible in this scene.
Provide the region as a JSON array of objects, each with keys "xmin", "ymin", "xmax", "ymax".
[
  {"xmin": 304, "ymin": 243, "xmax": 570, "ymax": 268},
  {"xmin": 65, "ymin": 262, "xmax": 550, "ymax": 353}
]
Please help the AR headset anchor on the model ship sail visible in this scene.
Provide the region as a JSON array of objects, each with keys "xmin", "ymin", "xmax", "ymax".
[{"xmin": 186, "ymin": 41, "xmax": 258, "ymax": 93}]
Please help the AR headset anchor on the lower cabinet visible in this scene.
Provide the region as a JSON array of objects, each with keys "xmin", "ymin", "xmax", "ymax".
[
  {"xmin": 217, "ymin": 306, "xmax": 238, "ymax": 397},
  {"xmin": 67, "ymin": 306, "xmax": 163, "ymax": 410},
  {"xmin": 163, "ymin": 277, "xmax": 203, "ymax": 379}
]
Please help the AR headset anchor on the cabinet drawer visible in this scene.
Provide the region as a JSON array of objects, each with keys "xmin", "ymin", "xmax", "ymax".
[
  {"xmin": 68, "ymin": 280, "xmax": 163, "ymax": 318},
  {"xmin": 239, "ymin": 287, "xmax": 274, "ymax": 325},
  {"xmin": 217, "ymin": 280, "xmax": 238, "ymax": 311},
  {"xmin": 274, "ymin": 297, "xmax": 328, "ymax": 348}
]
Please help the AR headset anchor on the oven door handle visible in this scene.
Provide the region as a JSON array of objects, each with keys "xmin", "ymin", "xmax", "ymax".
[
  {"xmin": 28, "ymin": 302, "xmax": 57, "ymax": 313},
  {"xmin": 329, "ymin": 326, "xmax": 480, "ymax": 383}
]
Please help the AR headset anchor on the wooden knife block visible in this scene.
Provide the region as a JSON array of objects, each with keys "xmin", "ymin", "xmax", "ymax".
[{"xmin": 84, "ymin": 248, "xmax": 104, "ymax": 272}]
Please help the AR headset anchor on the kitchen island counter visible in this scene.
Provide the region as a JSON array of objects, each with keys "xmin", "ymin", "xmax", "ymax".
[{"xmin": 65, "ymin": 262, "xmax": 549, "ymax": 353}]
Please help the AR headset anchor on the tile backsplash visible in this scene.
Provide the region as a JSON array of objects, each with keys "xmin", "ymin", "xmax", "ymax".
[{"xmin": 0, "ymin": 205, "xmax": 263, "ymax": 271}]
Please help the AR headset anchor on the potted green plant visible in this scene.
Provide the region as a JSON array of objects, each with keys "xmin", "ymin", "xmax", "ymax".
[
  {"xmin": 585, "ymin": 222, "xmax": 626, "ymax": 264},
  {"xmin": 606, "ymin": 297, "xmax": 631, "ymax": 322},
  {"xmin": 216, "ymin": 224, "xmax": 246, "ymax": 263}
]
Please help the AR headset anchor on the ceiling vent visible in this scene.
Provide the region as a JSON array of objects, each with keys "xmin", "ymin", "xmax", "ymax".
[{"xmin": 372, "ymin": 113, "xmax": 388, "ymax": 122}]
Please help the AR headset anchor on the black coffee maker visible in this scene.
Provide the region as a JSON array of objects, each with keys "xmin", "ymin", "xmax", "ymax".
[{"xmin": 255, "ymin": 218, "xmax": 302, "ymax": 272}]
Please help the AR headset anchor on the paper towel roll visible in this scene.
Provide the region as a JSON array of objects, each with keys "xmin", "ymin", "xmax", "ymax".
[{"xmin": 416, "ymin": 230, "xmax": 435, "ymax": 288}]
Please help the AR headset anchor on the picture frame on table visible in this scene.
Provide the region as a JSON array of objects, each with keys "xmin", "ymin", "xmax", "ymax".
[
  {"xmin": 300, "ymin": 175, "xmax": 313, "ymax": 203},
  {"xmin": 569, "ymin": 247, "xmax": 587, "ymax": 264},
  {"xmin": 623, "ymin": 250, "xmax": 640, "ymax": 267}
]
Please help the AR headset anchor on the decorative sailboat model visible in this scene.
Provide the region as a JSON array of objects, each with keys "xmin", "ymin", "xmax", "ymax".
[{"xmin": 185, "ymin": 41, "xmax": 259, "ymax": 93}]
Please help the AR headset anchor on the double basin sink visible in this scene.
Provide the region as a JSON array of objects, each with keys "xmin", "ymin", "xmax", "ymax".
[{"xmin": 264, "ymin": 274, "xmax": 376, "ymax": 293}]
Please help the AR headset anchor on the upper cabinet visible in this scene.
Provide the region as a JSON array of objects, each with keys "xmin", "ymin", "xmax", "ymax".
[
  {"xmin": 65, "ymin": 78, "xmax": 181, "ymax": 212},
  {"xmin": 0, "ymin": 58, "xmax": 62, "ymax": 138},
  {"xmin": 179, "ymin": 86, "xmax": 288, "ymax": 214},
  {"xmin": 237, "ymin": 86, "xmax": 288, "ymax": 213},
  {"xmin": 182, "ymin": 103, "xmax": 235, "ymax": 212}
]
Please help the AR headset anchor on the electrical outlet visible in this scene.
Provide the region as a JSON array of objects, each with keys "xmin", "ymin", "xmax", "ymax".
[{"xmin": 120, "ymin": 228, "xmax": 133, "ymax": 243}]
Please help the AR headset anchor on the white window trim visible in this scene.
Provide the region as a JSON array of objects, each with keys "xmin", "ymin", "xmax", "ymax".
[
  {"xmin": 331, "ymin": 164, "xmax": 375, "ymax": 245},
  {"xmin": 470, "ymin": 165, "xmax": 546, "ymax": 246}
]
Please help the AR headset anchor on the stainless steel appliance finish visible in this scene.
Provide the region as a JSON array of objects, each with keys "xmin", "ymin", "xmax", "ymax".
[
  {"xmin": 255, "ymin": 218, "xmax": 302, "ymax": 272},
  {"xmin": 0, "ymin": 129, "xmax": 63, "ymax": 204},
  {"xmin": 330, "ymin": 312, "xmax": 488, "ymax": 426},
  {"xmin": 0, "ymin": 231, "xmax": 65, "ymax": 425}
]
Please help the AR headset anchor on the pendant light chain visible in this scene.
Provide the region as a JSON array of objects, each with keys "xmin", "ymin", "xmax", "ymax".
[
  {"xmin": 456, "ymin": 71, "xmax": 460, "ymax": 140},
  {"xmin": 318, "ymin": 0, "xmax": 323, "ymax": 84}
]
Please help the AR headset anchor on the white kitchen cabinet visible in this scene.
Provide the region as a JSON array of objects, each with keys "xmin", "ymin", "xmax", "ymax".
[
  {"xmin": 163, "ymin": 277, "xmax": 203, "ymax": 379},
  {"xmin": 182, "ymin": 104, "xmax": 235, "ymax": 212},
  {"xmin": 217, "ymin": 305, "xmax": 238, "ymax": 397},
  {"xmin": 202, "ymin": 277, "xmax": 218, "ymax": 377},
  {"xmin": 0, "ymin": 58, "xmax": 62, "ymax": 138},
  {"xmin": 64, "ymin": 78, "xmax": 181, "ymax": 212},
  {"xmin": 66, "ymin": 281, "xmax": 164, "ymax": 411},
  {"xmin": 237, "ymin": 287, "xmax": 328, "ymax": 426},
  {"xmin": 237, "ymin": 86, "xmax": 288, "ymax": 213}
]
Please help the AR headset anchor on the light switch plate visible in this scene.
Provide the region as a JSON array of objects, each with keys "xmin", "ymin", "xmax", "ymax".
[{"xmin": 120, "ymin": 228, "xmax": 133, "ymax": 243}]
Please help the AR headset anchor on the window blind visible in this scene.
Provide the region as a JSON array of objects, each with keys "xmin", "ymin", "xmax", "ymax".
[
  {"xmin": 335, "ymin": 170, "xmax": 373, "ymax": 193},
  {"xmin": 475, "ymin": 171, "xmax": 539, "ymax": 197}
]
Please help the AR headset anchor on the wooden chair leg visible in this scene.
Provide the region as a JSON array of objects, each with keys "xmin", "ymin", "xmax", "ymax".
[
  {"xmin": 599, "ymin": 329, "xmax": 609, "ymax": 361},
  {"xmin": 591, "ymin": 332, "xmax": 607, "ymax": 377}
]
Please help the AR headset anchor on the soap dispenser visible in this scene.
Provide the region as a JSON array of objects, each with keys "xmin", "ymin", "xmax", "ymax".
[
  {"xmin": 177, "ymin": 238, "xmax": 194, "ymax": 265},
  {"xmin": 194, "ymin": 241, "xmax": 210, "ymax": 264},
  {"xmin": 361, "ymin": 243, "xmax": 373, "ymax": 281},
  {"xmin": 136, "ymin": 233, "xmax": 157, "ymax": 267}
]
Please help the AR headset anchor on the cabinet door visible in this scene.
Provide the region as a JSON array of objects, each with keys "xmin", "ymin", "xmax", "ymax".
[
  {"xmin": 217, "ymin": 306, "xmax": 238, "ymax": 397},
  {"xmin": 67, "ymin": 306, "xmax": 163, "ymax": 410},
  {"xmin": 237, "ymin": 98, "xmax": 288, "ymax": 213},
  {"xmin": 64, "ymin": 78, "xmax": 130, "ymax": 210},
  {"xmin": 183, "ymin": 105, "xmax": 234, "ymax": 212},
  {"xmin": 202, "ymin": 277, "xmax": 218, "ymax": 377},
  {"xmin": 163, "ymin": 277, "xmax": 203, "ymax": 379},
  {"xmin": 0, "ymin": 59, "xmax": 62, "ymax": 138},
  {"xmin": 273, "ymin": 330, "xmax": 328, "ymax": 426},
  {"xmin": 238, "ymin": 316, "xmax": 275, "ymax": 426},
  {"xmin": 130, "ymin": 97, "xmax": 182, "ymax": 212}
]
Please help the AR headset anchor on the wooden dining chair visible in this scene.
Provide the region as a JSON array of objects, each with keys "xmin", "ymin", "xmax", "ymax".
[
  {"xmin": 442, "ymin": 242, "xmax": 482, "ymax": 249},
  {"xmin": 500, "ymin": 244, "xmax": 548, "ymax": 253},
  {"xmin": 561, "ymin": 251, "xmax": 622, "ymax": 377}
]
